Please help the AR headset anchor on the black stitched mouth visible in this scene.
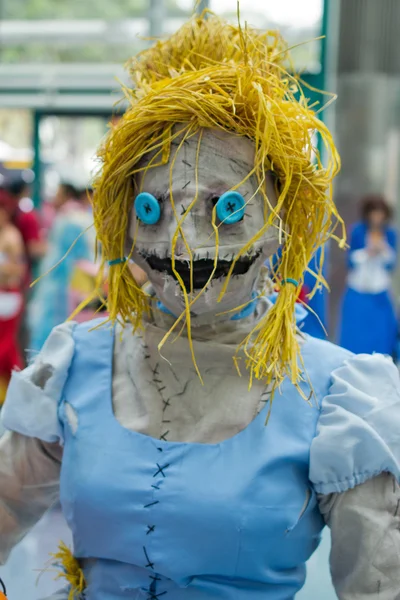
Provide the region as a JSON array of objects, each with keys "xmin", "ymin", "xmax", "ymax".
[{"xmin": 142, "ymin": 250, "xmax": 262, "ymax": 289}]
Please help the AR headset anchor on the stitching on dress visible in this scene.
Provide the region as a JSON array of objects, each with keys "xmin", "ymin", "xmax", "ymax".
[
  {"xmin": 143, "ymin": 546, "xmax": 154, "ymax": 570},
  {"xmin": 147, "ymin": 525, "xmax": 155, "ymax": 535},
  {"xmin": 147, "ymin": 592, "xmax": 167, "ymax": 599},
  {"xmin": 153, "ymin": 463, "xmax": 170, "ymax": 478},
  {"xmin": 144, "ymin": 500, "xmax": 160, "ymax": 508},
  {"xmin": 142, "ymin": 445, "xmax": 169, "ymax": 598}
]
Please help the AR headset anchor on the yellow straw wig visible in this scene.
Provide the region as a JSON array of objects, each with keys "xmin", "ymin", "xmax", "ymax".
[{"xmin": 93, "ymin": 8, "xmax": 344, "ymax": 393}]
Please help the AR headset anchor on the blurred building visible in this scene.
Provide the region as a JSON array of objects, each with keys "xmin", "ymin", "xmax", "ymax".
[{"xmin": 327, "ymin": 0, "xmax": 400, "ymax": 327}]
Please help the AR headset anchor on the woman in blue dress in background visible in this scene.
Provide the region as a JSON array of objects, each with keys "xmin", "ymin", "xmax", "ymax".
[{"xmin": 339, "ymin": 195, "xmax": 397, "ymax": 355}]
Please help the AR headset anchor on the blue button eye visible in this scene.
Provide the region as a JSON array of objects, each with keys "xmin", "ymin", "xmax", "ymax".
[
  {"xmin": 215, "ymin": 191, "xmax": 246, "ymax": 224},
  {"xmin": 134, "ymin": 192, "xmax": 161, "ymax": 225}
]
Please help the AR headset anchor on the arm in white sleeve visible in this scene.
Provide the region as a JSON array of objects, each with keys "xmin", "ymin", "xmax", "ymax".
[
  {"xmin": 0, "ymin": 321, "xmax": 76, "ymax": 563},
  {"xmin": 0, "ymin": 431, "xmax": 62, "ymax": 564},
  {"xmin": 319, "ymin": 473, "xmax": 400, "ymax": 599}
]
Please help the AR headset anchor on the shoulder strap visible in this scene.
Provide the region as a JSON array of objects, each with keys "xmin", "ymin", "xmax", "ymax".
[{"xmin": 62, "ymin": 318, "xmax": 115, "ymax": 417}]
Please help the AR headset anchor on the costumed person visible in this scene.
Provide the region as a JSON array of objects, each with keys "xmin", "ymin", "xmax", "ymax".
[
  {"xmin": 28, "ymin": 180, "xmax": 95, "ymax": 351},
  {"xmin": 0, "ymin": 189, "xmax": 25, "ymax": 404},
  {"xmin": 339, "ymin": 194, "xmax": 397, "ymax": 355},
  {"xmin": 1, "ymin": 9, "xmax": 400, "ymax": 600}
]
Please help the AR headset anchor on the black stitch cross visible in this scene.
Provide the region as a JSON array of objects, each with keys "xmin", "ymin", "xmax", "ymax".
[
  {"xmin": 162, "ymin": 399, "xmax": 171, "ymax": 410},
  {"xmin": 157, "ymin": 386, "xmax": 166, "ymax": 393},
  {"xmin": 144, "ymin": 500, "xmax": 160, "ymax": 508},
  {"xmin": 181, "ymin": 204, "xmax": 187, "ymax": 216},
  {"xmin": 153, "ymin": 463, "xmax": 170, "ymax": 478},
  {"xmin": 151, "ymin": 484, "xmax": 160, "ymax": 490},
  {"xmin": 147, "ymin": 592, "xmax": 167, "ymax": 599},
  {"xmin": 147, "ymin": 525, "xmax": 155, "ymax": 535},
  {"xmin": 153, "ymin": 378, "xmax": 163, "ymax": 384},
  {"xmin": 149, "ymin": 575, "xmax": 161, "ymax": 584},
  {"xmin": 182, "ymin": 180, "xmax": 191, "ymax": 190},
  {"xmin": 160, "ymin": 431, "xmax": 169, "ymax": 441},
  {"xmin": 143, "ymin": 546, "xmax": 155, "ymax": 569},
  {"xmin": 152, "ymin": 364, "xmax": 159, "ymax": 376},
  {"xmin": 182, "ymin": 160, "xmax": 192, "ymax": 167}
]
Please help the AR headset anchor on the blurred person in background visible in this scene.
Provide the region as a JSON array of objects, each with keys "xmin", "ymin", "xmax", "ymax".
[
  {"xmin": 5, "ymin": 175, "xmax": 46, "ymax": 273},
  {"xmin": 0, "ymin": 189, "xmax": 25, "ymax": 404},
  {"xmin": 67, "ymin": 185, "xmax": 105, "ymax": 321},
  {"xmin": 339, "ymin": 195, "xmax": 397, "ymax": 355},
  {"xmin": 54, "ymin": 181, "xmax": 82, "ymax": 212},
  {"xmin": 67, "ymin": 185, "xmax": 147, "ymax": 321},
  {"xmin": 40, "ymin": 181, "xmax": 84, "ymax": 235},
  {"xmin": 28, "ymin": 180, "xmax": 95, "ymax": 352},
  {"xmin": 4, "ymin": 175, "xmax": 47, "ymax": 359}
]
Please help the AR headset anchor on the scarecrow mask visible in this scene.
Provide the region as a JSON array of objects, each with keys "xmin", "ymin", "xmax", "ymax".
[{"xmin": 128, "ymin": 127, "xmax": 279, "ymax": 323}]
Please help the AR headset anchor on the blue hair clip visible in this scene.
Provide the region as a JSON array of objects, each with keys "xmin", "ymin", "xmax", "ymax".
[
  {"xmin": 281, "ymin": 278, "xmax": 299, "ymax": 287},
  {"xmin": 108, "ymin": 257, "xmax": 127, "ymax": 266}
]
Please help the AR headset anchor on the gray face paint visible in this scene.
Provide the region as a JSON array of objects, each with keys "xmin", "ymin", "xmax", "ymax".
[{"xmin": 128, "ymin": 128, "xmax": 279, "ymax": 325}]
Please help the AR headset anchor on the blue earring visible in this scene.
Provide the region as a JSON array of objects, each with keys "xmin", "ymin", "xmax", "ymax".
[
  {"xmin": 134, "ymin": 192, "xmax": 161, "ymax": 225},
  {"xmin": 216, "ymin": 191, "xmax": 246, "ymax": 224}
]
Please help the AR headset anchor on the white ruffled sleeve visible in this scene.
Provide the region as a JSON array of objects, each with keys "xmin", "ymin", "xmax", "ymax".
[
  {"xmin": 2, "ymin": 321, "xmax": 77, "ymax": 443},
  {"xmin": 310, "ymin": 353, "xmax": 400, "ymax": 495}
]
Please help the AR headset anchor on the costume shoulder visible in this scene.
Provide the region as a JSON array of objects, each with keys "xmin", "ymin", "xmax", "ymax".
[
  {"xmin": 2, "ymin": 321, "xmax": 80, "ymax": 443},
  {"xmin": 308, "ymin": 344, "xmax": 400, "ymax": 495}
]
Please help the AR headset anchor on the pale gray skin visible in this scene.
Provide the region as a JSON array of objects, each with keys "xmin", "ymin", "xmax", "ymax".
[{"xmin": 128, "ymin": 128, "xmax": 280, "ymax": 324}]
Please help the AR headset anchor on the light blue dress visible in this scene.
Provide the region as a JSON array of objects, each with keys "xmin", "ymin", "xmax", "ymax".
[{"xmin": 3, "ymin": 318, "xmax": 400, "ymax": 599}]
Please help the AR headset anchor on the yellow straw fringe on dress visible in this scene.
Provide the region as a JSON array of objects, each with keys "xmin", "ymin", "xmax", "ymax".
[
  {"xmin": 92, "ymin": 8, "xmax": 344, "ymax": 393},
  {"xmin": 51, "ymin": 542, "xmax": 86, "ymax": 599}
]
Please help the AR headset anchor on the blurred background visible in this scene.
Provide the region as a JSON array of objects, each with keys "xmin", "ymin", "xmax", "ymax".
[{"xmin": 0, "ymin": 0, "xmax": 399, "ymax": 597}]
